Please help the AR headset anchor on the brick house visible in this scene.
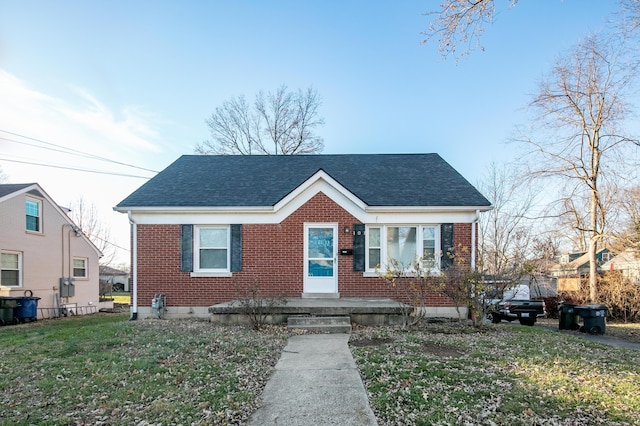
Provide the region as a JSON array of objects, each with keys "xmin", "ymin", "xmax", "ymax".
[{"xmin": 115, "ymin": 154, "xmax": 491, "ymax": 319}]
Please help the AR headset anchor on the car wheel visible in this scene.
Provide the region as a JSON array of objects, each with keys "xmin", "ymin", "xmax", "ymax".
[{"xmin": 488, "ymin": 313, "xmax": 501, "ymax": 324}]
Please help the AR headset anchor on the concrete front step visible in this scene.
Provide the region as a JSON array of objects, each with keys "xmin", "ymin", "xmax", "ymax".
[{"xmin": 287, "ymin": 315, "xmax": 352, "ymax": 333}]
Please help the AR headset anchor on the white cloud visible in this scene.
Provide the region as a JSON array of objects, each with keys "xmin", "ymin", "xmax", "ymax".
[{"xmin": 0, "ymin": 68, "xmax": 173, "ymax": 265}]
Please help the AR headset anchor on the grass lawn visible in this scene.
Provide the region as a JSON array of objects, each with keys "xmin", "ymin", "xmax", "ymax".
[
  {"xmin": 350, "ymin": 321, "xmax": 640, "ymax": 425},
  {"xmin": 0, "ymin": 314, "xmax": 638, "ymax": 425},
  {"xmin": 0, "ymin": 314, "xmax": 288, "ymax": 425},
  {"xmin": 110, "ymin": 292, "xmax": 132, "ymax": 305}
]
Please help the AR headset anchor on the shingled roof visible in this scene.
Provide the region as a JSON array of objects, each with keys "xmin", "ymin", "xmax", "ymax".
[
  {"xmin": 116, "ymin": 154, "xmax": 491, "ymax": 209},
  {"xmin": 0, "ymin": 183, "xmax": 36, "ymax": 199}
]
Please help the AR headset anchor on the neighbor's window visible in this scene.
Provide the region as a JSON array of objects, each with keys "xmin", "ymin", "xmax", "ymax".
[
  {"xmin": 72, "ymin": 258, "xmax": 87, "ymax": 278},
  {"xmin": 195, "ymin": 226, "xmax": 229, "ymax": 271},
  {"xmin": 1, "ymin": 251, "xmax": 22, "ymax": 287},
  {"xmin": 366, "ymin": 225, "xmax": 440, "ymax": 272},
  {"xmin": 25, "ymin": 198, "xmax": 42, "ymax": 232}
]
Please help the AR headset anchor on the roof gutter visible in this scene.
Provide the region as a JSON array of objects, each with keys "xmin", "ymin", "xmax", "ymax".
[{"xmin": 127, "ymin": 211, "xmax": 138, "ymax": 321}]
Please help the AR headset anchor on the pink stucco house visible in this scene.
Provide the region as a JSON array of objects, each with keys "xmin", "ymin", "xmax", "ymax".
[{"xmin": 0, "ymin": 183, "xmax": 102, "ymax": 320}]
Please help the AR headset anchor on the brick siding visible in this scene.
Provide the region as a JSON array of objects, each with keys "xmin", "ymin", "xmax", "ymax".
[{"xmin": 134, "ymin": 192, "xmax": 474, "ymax": 308}]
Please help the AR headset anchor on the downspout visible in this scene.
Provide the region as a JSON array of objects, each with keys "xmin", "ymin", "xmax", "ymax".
[
  {"xmin": 128, "ymin": 211, "xmax": 138, "ymax": 320},
  {"xmin": 471, "ymin": 210, "xmax": 480, "ymax": 270}
]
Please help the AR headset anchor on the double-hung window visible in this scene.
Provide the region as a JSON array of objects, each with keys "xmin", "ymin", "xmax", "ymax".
[
  {"xmin": 194, "ymin": 226, "xmax": 230, "ymax": 272},
  {"xmin": 1, "ymin": 251, "xmax": 22, "ymax": 287},
  {"xmin": 25, "ymin": 198, "xmax": 42, "ymax": 232},
  {"xmin": 73, "ymin": 258, "xmax": 88, "ymax": 279},
  {"xmin": 366, "ymin": 225, "xmax": 440, "ymax": 272}
]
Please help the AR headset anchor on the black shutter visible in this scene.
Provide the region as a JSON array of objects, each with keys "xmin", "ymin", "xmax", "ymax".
[
  {"xmin": 441, "ymin": 223, "xmax": 454, "ymax": 270},
  {"xmin": 180, "ymin": 225, "xmax": 193, "ymax": 272},
  {"xmin": 353, "ymin": 224, "xmax": 366, "ymax": 272},
  {"xmin": 230, "ymin": 224, "xmax": 243, "ymax": 272}
]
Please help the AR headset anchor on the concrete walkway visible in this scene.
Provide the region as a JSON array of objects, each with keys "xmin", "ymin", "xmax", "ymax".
[{"xmin": 247, "ymin": 334, "xmax": 378, "ymax": 426}]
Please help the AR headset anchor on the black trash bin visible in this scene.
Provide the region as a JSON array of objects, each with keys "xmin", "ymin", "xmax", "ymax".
[
  {"xmin": 15, "ymin": 290, "xmax": 40, "ymax": 322},
  {"xmin": 575, "ymin": 304, "xmax": 608, "ymax": 335},
  {"xmin": 558, "ymin": 302, "xmax": 580, "ymax": 330},
  {"xmin": 0, "ymin": 297, "xmax": 21, "ymax": 326}
]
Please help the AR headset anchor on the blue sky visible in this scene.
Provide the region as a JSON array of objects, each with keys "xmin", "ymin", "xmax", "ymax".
[{"xmin": 0, "ymin": 1, "xmax": 618, "ymax": 263}]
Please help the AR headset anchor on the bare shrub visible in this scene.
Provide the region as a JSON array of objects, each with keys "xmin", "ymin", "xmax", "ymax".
[
  {"xmin": 376, "ymin": 249, "xmax": 482, "ymax": 328},
  {"xmin": 233, "ymin": 280, "xmax": 288, "ymax": 330},
  {"xmin": 376, "ymin": 258, "xmax": 439, "ymax": 328}
]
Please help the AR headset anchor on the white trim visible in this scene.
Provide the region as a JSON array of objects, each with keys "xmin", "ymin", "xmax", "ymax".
[
  {"xmin": 127, "ymin": 210, "xmax": 481, "ymax": 226},
  {"xmin": 190, "ymin": 271, "xmax": 233, "ymax": 278},
  {"xmin": 365, "ymin": 224, "xmax": 441, "ymax": 274},
  {"xmin": 72, "ymin": 257, "xmax": 88, "ymax": 279},
  {"xmin": 365, "ymin": 205, "xmax": 492, "ymax": 213},
  {"xmin": 130, "ymin": 214, "xmax": 138, "ymax": 315},
  {"xmin": 193, "ymin": 225, "xmax": 231, "ymax": 273},
  {"xmin": 275, "ymin": 170, "xmax": 368, "ymax": 213},
  {"xmin": 304, "ymin": 223, "xmax": 338, "ymax": 294},
  {"xmin": 0, "ymin": 250, "xmax": 23, "ymax": 287},
  {"xmin": 25, "ymin": 196, "xmax": 43, "ymax": 233}
]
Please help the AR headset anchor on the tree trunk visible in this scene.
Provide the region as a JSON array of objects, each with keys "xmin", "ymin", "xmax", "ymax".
[{"xmin": 588, "ymin": 177, "xmax": 599, "ymax": 303}]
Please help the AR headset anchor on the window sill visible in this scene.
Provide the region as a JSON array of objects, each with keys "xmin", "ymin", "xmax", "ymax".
[
  {"xmin": 364, "ymin": 270, "xmax": 442, "ymax": 278},
  {"xmin": 190, "ymin": 271, "xmax": 233, "ymax": 278}
]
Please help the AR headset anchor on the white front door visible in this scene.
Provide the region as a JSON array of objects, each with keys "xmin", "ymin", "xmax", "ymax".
[{"xmin": 304, "ymin": 224, "xmax": 338, "ymax": 294}]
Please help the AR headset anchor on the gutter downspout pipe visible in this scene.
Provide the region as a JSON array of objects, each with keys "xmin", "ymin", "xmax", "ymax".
[
  {"xmin": 128, "ymin": 211, "xmax": 138, "ymax": 321},
  {"xmin": 471, "ymin": 209, "xmax": 480, "ymax": 270}
]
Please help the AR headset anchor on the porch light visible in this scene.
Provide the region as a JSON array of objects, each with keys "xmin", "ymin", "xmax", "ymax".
[{"xmin": 344, "ymin": 226, "xmax": 350, "ymax": 234}]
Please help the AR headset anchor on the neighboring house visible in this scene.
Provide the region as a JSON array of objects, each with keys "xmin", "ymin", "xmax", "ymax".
[
  {"xmin": 115, "ymin": 154, "xmax": 492, "ymax": 319},
  {"xmin": 600, "ymin": 249, "xmax": 640, "ymax": 285},
  {"xmin": 99, "ymin": 265, "xmax": 130, "ymax": 292},
  {"xmin": 550, "ymin": 248, "xmax": 612, "ymax": 292},
  {"xmin": 0, "ymin": 183, "xmax": 102, "ymax": 318}
]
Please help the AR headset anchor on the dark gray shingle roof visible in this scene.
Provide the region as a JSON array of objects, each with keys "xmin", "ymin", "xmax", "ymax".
[
  {"xmin": 116, "ymin": 154, "xmax": 491, "ymax": 208},
  {"xmin": 0, "ymin": 183, "xmax": 35, "ymax": 199}
]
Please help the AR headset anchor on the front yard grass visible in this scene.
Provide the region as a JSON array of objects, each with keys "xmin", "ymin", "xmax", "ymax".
[
  {"xmin": 1, "ymin": 314, "xmax": 639, "ymax": 425},
  {"xmin": 350, "ymin": 321, "xmax": 640, "ymax": 425},
  {"xmin": 0, "ymin": 314, "xmax": 288, "ymax": 425}
]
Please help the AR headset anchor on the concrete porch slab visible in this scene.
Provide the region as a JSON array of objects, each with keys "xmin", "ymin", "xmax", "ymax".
[{"xmin": 208, "ymin": 297, "xmax": 407, "ymax": 326}]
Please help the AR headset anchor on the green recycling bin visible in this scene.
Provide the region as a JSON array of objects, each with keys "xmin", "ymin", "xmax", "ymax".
[
  {"xmin": 558, "ymin": 302, "xmax": 580, "ymax": 330},
  {"xmin": 0, "ymin": 297, "xmax": 21, "ymax": 325},
  {"xmin": 575, "ymin": 304, "xmax": 608, "ymax": 335}
]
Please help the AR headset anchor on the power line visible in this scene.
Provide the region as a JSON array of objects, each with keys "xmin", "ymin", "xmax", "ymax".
[
  {"xmin": 85, "ymin": 232, "xmax": 130, "ymax": 253},
  {"xmin": 0, "ymin": 157, "xmax": 153, "ymax": 179},
  {"xmin": 0, "ymin": 129, "xmax": 160, "ymax": 173}
]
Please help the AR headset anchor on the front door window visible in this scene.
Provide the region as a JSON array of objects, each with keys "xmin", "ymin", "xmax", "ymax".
[{"xmin": 308, "ymin": 227, "xmax": 334, "ymax": 277}]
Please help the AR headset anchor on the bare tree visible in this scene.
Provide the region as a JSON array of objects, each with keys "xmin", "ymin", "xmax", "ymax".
[
  {"xmin": 477, "ymin": 162, "xmax": 538, "ymax": 290},
  {"xmin": 68, "ymin": 198, "xmax": 116, "ymax": 266},
  {"xmin": 518, "ymin": 33, "xmax": 639, "ymax": 302},
  {"xmin": 196, "ymin": 85, "xmax": 324, "ymax": 155},
  {"xmin": 423, "ymin": 1, "xmax": 640, "ymax": 60},
  {"xmin": 618, "ymin": 0, "xmax": 640, "ymax": 34},
  {"xmin": 421, "ymin": 0, "xmax": 516, "ymax": 59},
  {"xmin": 614, "ymin": 186, "xmax": 640, "ymax": 252}
]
